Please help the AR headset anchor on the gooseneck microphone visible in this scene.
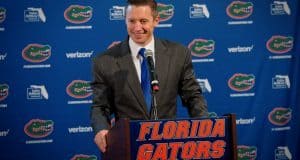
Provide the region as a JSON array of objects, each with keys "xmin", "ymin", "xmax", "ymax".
[{"xmin": 145, "ymin": 49, "xmax": 159, "ymax": 92}]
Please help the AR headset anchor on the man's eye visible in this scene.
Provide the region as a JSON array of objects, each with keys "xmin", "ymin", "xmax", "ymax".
[
  {"xmin": 129, "ymin": 20, "xmax": 135, "ymax": 23},
  {"xmin": 141, "ymin": 20, "xmax": 147, "ymax": 24}
]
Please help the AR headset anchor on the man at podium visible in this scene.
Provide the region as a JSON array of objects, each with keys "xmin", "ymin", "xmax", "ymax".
[{"xmin": 90, "ymin": 0, "xmax": 208, "ymax": 153}]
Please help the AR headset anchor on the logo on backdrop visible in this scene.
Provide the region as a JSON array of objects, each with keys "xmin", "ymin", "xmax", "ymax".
[
  {"xmin": 22, "ymin": 44, "xmax": 51, "ymax": 68},
  {"xmin": 267, "ymin": 35, "xmax": 293, "ymax": 60},
  {"xmin": 228, "ymin": 73, "xmax": 255, "ymax": 97},
  {"xmin": 268, "ymin": 107, "xmax": 292, "ymax": 126},
  {"xmin": 66, "ymin": 80, "xmax": 92, "ymax": 98},
  {"xmin": 226, "ymin": 1, "xmax": 254, "ymax": 25},
  {"xmin": 228, "ymin": 73, "xmax": 255, "ymax": 92},
  {"xmin": 227, "ymin": 45, "xmax": 254, "ymax": 53},
  {"xmin": 0, "ymin": 83, "xmax": 8, "ymax": 109},
  {"xmin": 272, "ymin": 75, "xmax": 290, "ymax": 89},
  {"xmin": 0, "ymin": 7, "xmax": 6, "ymax": 23},
  {"xmin": 71, "ymin": 154, "xmax": 97, "ymax": 160},
  {"xmin": 0, "ymin": 52, "xmax": 7, "ymax": 61},
  {"xmin": 267, "ymin": 35, "xmax": 293, "ymax": 54},
  {"xmin": 65, "ymin": 50, "xmax": 94, "ymax": 59},
  {"xmin": 64, "ymin": 5, "xmax": 92, "ymax": 24},
  {"xmin": 189, "ymin": 39, "xmax": 215, "ymax": 57},
  {"xmin": 275, "ymin": 146, "xmax": 292, "ymax": 160},
  {"xmin": 189, "ymin": 4, "xmax": 210, "ymax": 19},
  {"xmin": 24, "ymin": 119, "xmax": 54, "ymax": 138},
  {"xmin": 189, "ymin": 38, "xmax": 215, "ymax": 63},
  {"xmin": 226, "ymin": 1, "xmax": 253, "ymax": 19},
  {"xmin": 68, "ymin": 126, "xmax": 93, "ymax": 134},
  {"xmin": 66, "ymin": 80, "xmax": 92, "ymax": 104},
  {"xmin": 27, "ymin": 85, "xmax": 49, "ymax": 100},
  {"xmin": 64, "ymin": 5, "xmax": 93, "ymax": 30},
  {"xmin": 0, "ymin": 129, "xmax": 9, "ymax": 137},
  {"xmin": 0, "ymin": 83, "xmax": 9, "ymax": 101},
  {"xmin": 0, "ymin": 7, "xmax": 6, "ymax": 31},
  {"xmin": 237, "ymin": 145, "xmax": 257, "ymax": 160},
  {"xmin": 236, "ymin": 117, "xmax": 256, "ymax": 125},
  {"xmin": 197, "ymin": 78, "xmax": 212, "ymax": 93},
  {"xmin": 24, "ymin": 7, "xmax": 46, "ymax": 23},
  {"xmin": 157, "ymin": 3, "xmax": 174, "ymax": 28},
  {"xmin": 22, "ymin": 44, "xmax": 51, "ymax": 63},
  {"xmin": 271, "ymin": 1, "xmax": 291, "ymax": 15},
  {"xmin": 207, "ymin": 112, "xmax": 218, "ymax": 118},
  {"xmin": 109, "ymin": 5, "xmax": 125, "ymax": 20}
]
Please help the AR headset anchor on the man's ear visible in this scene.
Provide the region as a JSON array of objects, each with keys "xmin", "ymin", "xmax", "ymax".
[{"xmin": 154, "ymin": 15, "xmax": 160, "ymax": 26}]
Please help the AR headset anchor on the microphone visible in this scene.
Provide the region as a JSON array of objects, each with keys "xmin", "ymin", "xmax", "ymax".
[{"xmin": 145, "ymin": 49, "xmax": 159, "ymax": 92}]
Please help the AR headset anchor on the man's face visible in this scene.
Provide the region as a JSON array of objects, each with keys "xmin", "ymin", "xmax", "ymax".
[{"xmin": 126, "ymin": 5, "xmax": 159, "ymax": 46}]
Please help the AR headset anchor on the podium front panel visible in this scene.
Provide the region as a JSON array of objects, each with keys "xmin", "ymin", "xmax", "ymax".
[{"xmin": 129, "ymin": 116, "xmax": 236, "ymax": 160}]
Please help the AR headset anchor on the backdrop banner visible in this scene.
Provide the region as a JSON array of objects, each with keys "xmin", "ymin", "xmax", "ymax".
[{"xmin": 0, "ymin": 1, "xmax": 299, "ymax": 160}]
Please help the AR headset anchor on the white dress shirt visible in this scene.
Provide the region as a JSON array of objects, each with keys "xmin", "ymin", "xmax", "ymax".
[{"xmin": 129, "ymin": 37, "xmax": 155, "ymax": 83}]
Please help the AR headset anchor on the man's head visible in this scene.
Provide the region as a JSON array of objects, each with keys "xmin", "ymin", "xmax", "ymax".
[{"xmin": 126, "ymin": 0, "xmax": 159, "ymax": 46}]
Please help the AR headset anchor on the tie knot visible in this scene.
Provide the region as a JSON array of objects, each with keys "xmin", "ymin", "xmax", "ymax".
[{"xmin": 138, "ymin": 48, "xmax": 146, "ymax": 58}]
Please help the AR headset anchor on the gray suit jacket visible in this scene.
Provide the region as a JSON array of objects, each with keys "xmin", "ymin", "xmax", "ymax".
[{"xmin": 91, "ymin": 37, "xmax": 207, "ymax": 134}]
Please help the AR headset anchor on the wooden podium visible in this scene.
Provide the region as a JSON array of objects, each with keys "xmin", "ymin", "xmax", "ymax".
[{"xmin": 103, "ymin": 114, "xmax": 237, "ymax": 160}]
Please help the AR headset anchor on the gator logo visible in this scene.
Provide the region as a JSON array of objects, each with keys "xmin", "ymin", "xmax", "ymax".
[
  {"xmin": 22, "ymin": 44, "xmax": 51, "ymax": 63},
  {"xmin": 64, "ymin": 5, "xmax": 93, "ymax": 24},
  {"xmin": 157, "ymin": 3, "xmax": 174, "ymax": 22},
  {"xmin": 0, "ymin": 84, "xmax": 9, "ymax": 101},
  {"xmin": 208, "ymin": 112, "xmax": 218, "ymax": 118},
  {"xmin": 237, "ymin": 145, "xmax": 257, "ymax": 160},
  {"xmin": 266, "ymin": 35, "xmax": 293, "ymax": 54},
  {"xmin": 71, "ymin": 154, "xmax": 97, "ymax": 160},
  {"xmin": 24, "ymin": 119, "xmax": 54, "ymax": 138},
  {"xmin": 268, "ymin": 107, "xmax": 292, "ymax": 126},
  {"xmin": 188, "ymin": 39, "xmax": 215, "ymax": 57},
  {"xmin": 228, "ymin": 73, "xmax": 255, "ymax": 92},
  {"xmin": 0, "ymin": 7, "xmax": 6, "ymax": 23},
  {"xmin": 66, "ymin": 80, "xmax": 92, "ymax": 99},
  {"xmin": 226, "ymin": 1, "xmax": 253, "ymax": 19}
]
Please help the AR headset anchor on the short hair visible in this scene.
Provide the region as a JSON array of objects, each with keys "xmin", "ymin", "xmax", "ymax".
[{"xmin": 126, "ymin": 0, "xmax": 158, "ymax": 18}]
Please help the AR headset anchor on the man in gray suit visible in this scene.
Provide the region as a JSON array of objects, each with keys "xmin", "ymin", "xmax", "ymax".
[{"xmin": 91, "ymin": 0, "xmax": 207, "ymax": 153}]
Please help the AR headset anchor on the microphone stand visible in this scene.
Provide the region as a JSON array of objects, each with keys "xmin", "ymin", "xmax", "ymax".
[
  {"xmin": 150, "ymin": 80, "xmax": 159, "ymax": 120},
  {"xmin": 151, "ymin": 89, "xmax": 158, "ymax": 120}
]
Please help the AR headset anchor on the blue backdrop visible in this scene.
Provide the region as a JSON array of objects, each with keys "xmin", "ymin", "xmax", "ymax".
[{"xmin": 0, "ymin": 0, "xmax": 299, "ymax": 159}]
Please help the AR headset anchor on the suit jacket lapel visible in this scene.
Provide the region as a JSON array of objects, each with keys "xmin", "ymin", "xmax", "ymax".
[
  {"xmin": 155, "ymin": 38, "xmax": 170, "ymax": 99},
  {"xmin": 116, "ymin": 41, "xmax": 149, "ymax": 114}
]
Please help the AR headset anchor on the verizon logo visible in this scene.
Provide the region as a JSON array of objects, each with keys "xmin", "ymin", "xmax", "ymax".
[
  {"xmin": 0, "ymin": 53, "xmax": 7, "ymax": 60},
  {"xmin": 228, "ymin": 45, "xmax": 254, "ymax": 53},
  {"xmin": 0, "ymin": 129, "xmax": 9, "ymax": 137},
  {"xmin": 68, "ymin": 126, "xmax": 93, "ymax": 133},
  {"xmin": 66, "ymin": 51, "xmax": 93, "ymax": 59}
]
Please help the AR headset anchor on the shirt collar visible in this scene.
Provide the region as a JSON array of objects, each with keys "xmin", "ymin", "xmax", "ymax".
[{"xmin": 129, "ymin": 37, "xmax": 155, "ymax": 58}]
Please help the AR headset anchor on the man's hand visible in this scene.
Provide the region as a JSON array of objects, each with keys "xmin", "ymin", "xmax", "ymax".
[{"xmin": 94, "ymin": 130, "xmax": 109, "ymax": 152}]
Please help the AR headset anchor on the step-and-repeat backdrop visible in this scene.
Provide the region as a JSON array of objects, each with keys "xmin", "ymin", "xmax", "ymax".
[{"xmin": 1, "ymin": 1, "xmax": 299, "ymax": 159}]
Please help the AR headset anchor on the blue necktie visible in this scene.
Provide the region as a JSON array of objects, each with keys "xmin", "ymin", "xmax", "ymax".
[{"xmin": 139, "ymin": 48, "xmax": 152, "ymax": 112}]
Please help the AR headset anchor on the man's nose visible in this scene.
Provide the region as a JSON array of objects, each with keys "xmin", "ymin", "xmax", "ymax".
[{"xmin": 133, "ymin": 22, "xmax": 143, "ymax": 30}]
